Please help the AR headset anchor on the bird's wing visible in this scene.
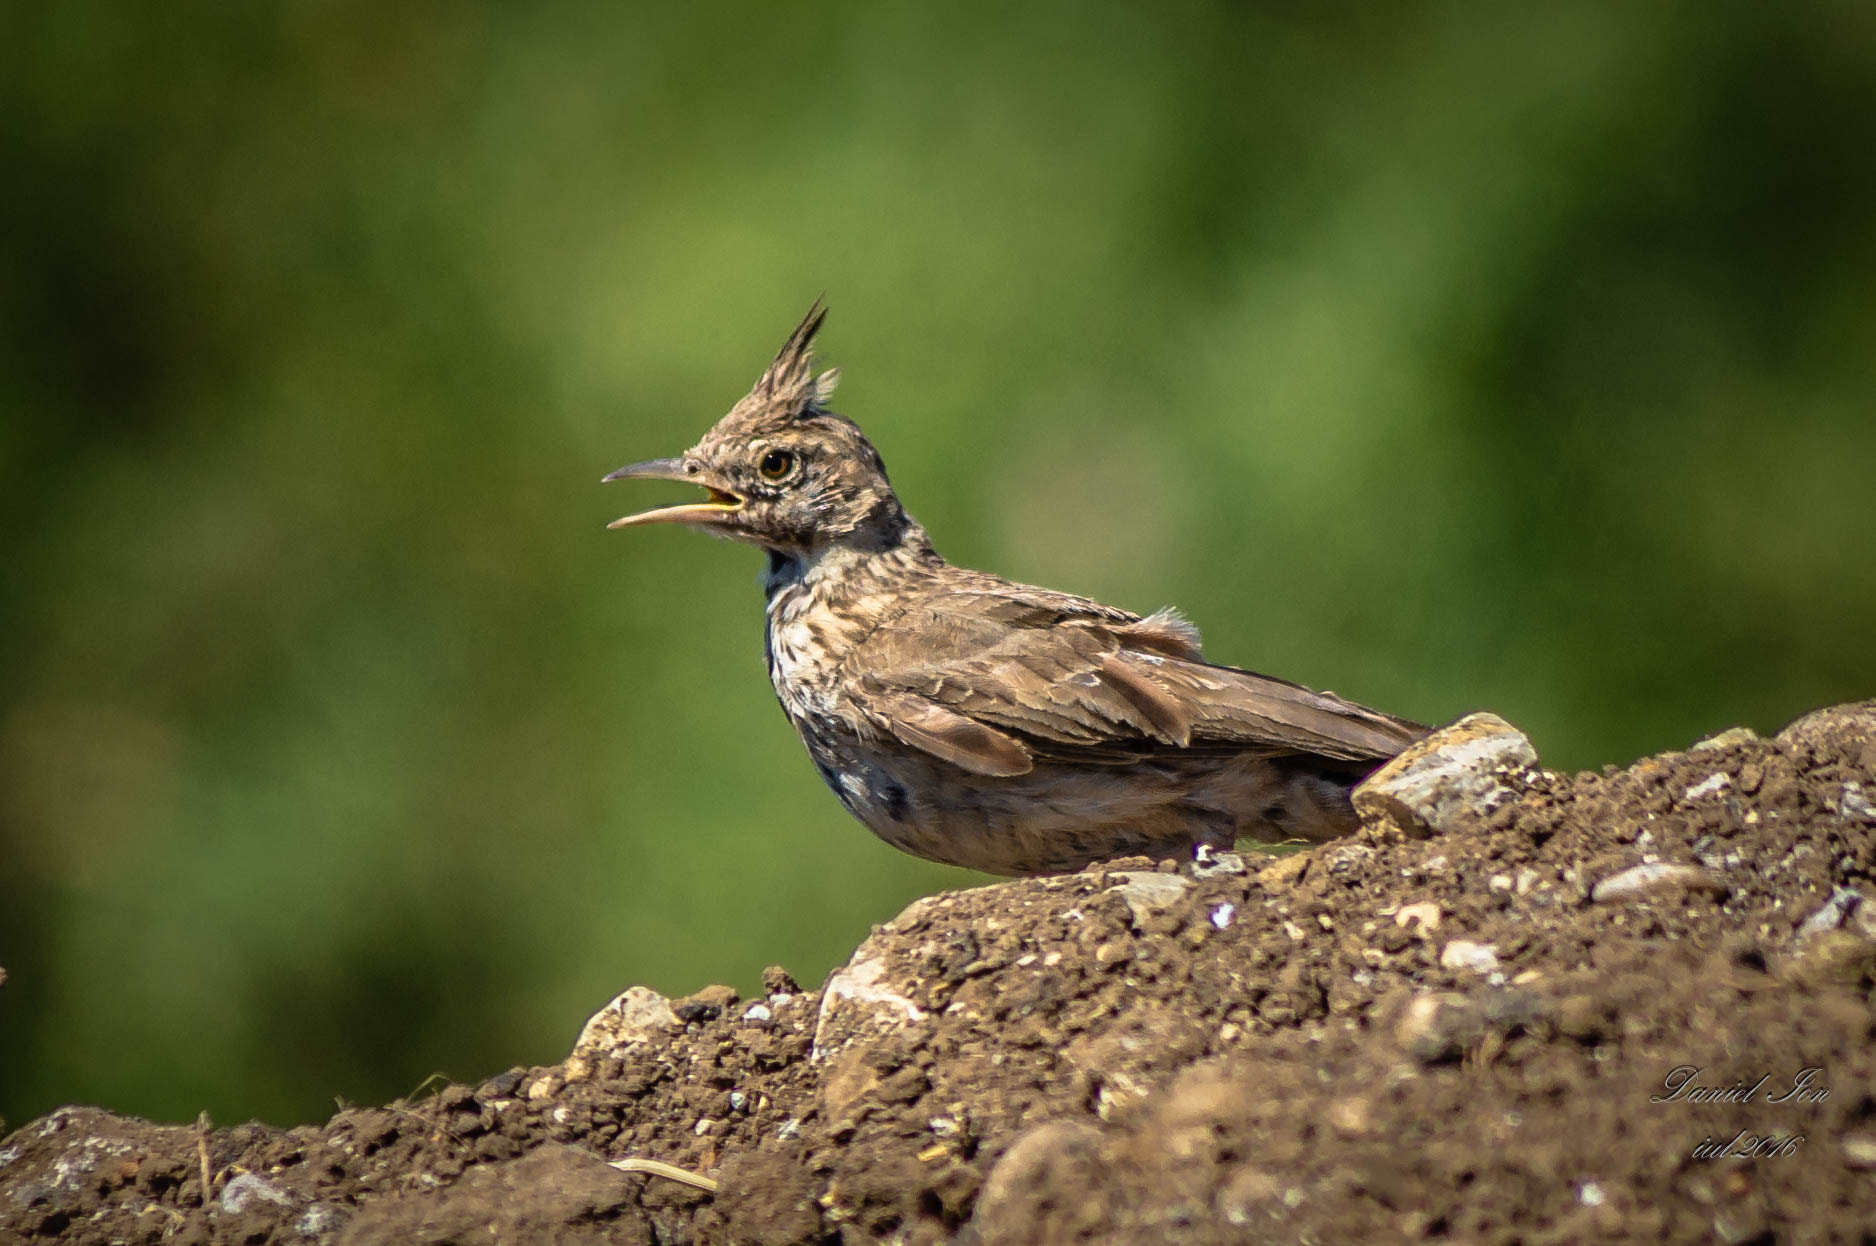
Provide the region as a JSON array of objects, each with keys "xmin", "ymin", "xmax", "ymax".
[{"xmin": 847, "ymin": 590, "xmax": 1424, "ymax": 777}]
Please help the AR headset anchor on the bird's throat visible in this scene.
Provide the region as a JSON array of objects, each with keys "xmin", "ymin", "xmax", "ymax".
[{"xmin": 763, "ymin": 548, "xmax": 802, "ymax": 603}]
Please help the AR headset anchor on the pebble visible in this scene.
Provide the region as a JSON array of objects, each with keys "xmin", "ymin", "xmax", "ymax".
[
  {"xmin": 1440, "ymin": 940, "xmax": 1501, "ymax": 974},
  {"xmin": 741, "ymin": 1002, "xmax": 774, "ymax": 1024},
  {"xmin": 1590, "ymin": 863, "xmax": 1729, "ymax": 904},
  {"xmin": 220, "ymin": 1173, "xmax": 295, "ymax": 1214},
  {"xmin": 1692, "ymin": 726, "xmax": 1759, "ymax": 751},
  {"xmin": 1326, "ymin": 1096, "xmax": 1373, "ymax": 1138},
  {"xmin": 296, "ymin": 1205, "xmax": 347, "ymax": 1237},
  {"xmin": 1110, "ymin": 871, "xmax": 1192, "ymax": 924},
  {"xmin": 1795, "ymin": 887, "xmax": 1866, "ymax": 943},
  {"xmin": 1191, "ymin": 845, "xmax": 1247, "ymax": 878},
  {"xmin": 674, "ymin": 983, "xmax": 739, "ymax": 1023},
  {"xmin": 1837, "ymin": 782, "xmax": 1876, "ymax": 823},
  {"xmin": 1396, "ymin": 992, "xmax": 1485, "ymax": 1064},
  {"xmin": 574, "ymin": 986, "xmax": 681, "ymax": 1058},
  {"xmin": 1209, "ymin": 903, "xmax": 1235, "ymax": 930},
  {"xmin": 1395, "ymin": 902, "xmax": 1442, "ymax": 934}
]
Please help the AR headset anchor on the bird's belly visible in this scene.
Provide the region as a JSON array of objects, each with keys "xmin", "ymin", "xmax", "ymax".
[{"xmin": 799, "ymin": 738, "xmax": 1294, "ymax": 876}]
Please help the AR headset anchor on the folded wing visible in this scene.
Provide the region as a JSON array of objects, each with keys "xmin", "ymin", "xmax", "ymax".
[{"xmin": 848, "ymin": 590, "xmax": 1425, "ymax": 776}]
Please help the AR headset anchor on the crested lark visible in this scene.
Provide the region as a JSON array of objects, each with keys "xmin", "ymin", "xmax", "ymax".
[{"xmin": 606, "ymin": 304, "xmax": 1425, "ymax": 876}]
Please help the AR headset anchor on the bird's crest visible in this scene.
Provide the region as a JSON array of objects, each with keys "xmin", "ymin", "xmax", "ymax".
[{"xmin": 741, "ymin": 300, "xmax": 839, "ymax": 425}]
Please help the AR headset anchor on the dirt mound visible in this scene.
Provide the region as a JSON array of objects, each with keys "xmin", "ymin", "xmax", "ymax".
[{"xmin": 4, "ymin": 704, "xmax": 1875, "ymax": 1244}]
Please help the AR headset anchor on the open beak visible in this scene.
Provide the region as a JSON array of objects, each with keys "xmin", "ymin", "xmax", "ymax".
[{"xmin": 602, "ymin": 457, "xmax": 745, "ymax": 529}]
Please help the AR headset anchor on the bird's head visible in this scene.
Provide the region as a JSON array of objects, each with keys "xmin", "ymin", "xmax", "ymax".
[{"xmin": 605, "ymin": 302, "xmax": 912, "ymax": 556}]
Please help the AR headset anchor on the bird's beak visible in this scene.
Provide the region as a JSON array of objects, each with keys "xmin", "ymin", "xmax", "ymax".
[{"xmin": 602, "ymin": 457, "xmax": 746, "ymax": 529}]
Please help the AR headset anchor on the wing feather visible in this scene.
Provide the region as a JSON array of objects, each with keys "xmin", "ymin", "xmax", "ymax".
[{"xmin": 847, "ymin": 584, "xmax": 1423, "ymax": 776}]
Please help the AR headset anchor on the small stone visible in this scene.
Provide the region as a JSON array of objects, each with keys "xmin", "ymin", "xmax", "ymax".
[
  {"xmin": 1218, "ymin": 1168, "xmax": 1283, "ymax": 1226},
  {"xmin": 1837, "ymin": 783, "xmax": 1876, "ymax": 823},
  {"xmin": 674, "ymin": 983, "xmax": 739, "ymax": 1023},
  {"xmin": 741, "ymin": 1002, "xmax": 774, "ymax": 1024},
  {"xmin": 574, "ymin": 987, "xmax": 680, "ymax": 1056},
  {"xmin": 526, "ymin": 1073, "xmax": 564, "ymax": 1102},
  {"xmin": 296, "ymin": 1205, "xmax": 347, "ymax": 1237},
  {"xmin": 693, "ymin": 1118, "xmax": 717, "ymax": 1136},
  {"xmin": 1843, "ymin": 1136, "xmax": 1876, "ymax": 1169},
  {"xmin": 1395, "ymin": 992, "xmax": 1485, "ymax": 1064},
  {"xmin": 1488, "ymin": 873, "xmax": 1514, "ymax": 893},
  {"xmin": 820, "ymin": 954, "xmax": 927, "ymax": 1026},
  {"xmin": 762, "ymin": 965, "xmax": 801, "ymax": 995},
  {"xmin": 1395, "ymin": 902, "xmax": 1442, "ymax": 935},
  {"xmin": 1209, "ymin": 903, "xmax": 1235, "ymax": 930},
  {"xmin": 1110, "ymin": 871, "xmax": 1192, "ymax": 924},
  {"xmin": 1191, "ymin": 845, "xmax": 1247, "ymax": 878},
  {"xmin": 1681, "ymin": 773, "xmax": 1731, "ymax": 800},
  {"xmin": 1591, "ymin": 863, "xmax": 1729, "ymax": 905},
  {"xmin": 481, "ymin": 1069, "xmax": 525, "ymax": 1099},
  {"xmin": 1515, "ymin": 868, "xmax": 1541, "ymax": 896},
  {"xmin": 1255, "ymin": 852, "xmax": 1311, "ymax": 889},
  {"xmin": 1440, "ymin": 940, "xmax": 1500, "ymax": 974},
  {"xmin": 1691, "ymin": 726, "xmax": 1758, "ymax": 751},
  {"xmin": 220, "ymin": 1173, "xmax": 295, "ymax": 1214},
  {"xmin": 1325, "ymin": 1096, "xmax": 1373, "ymax": 1138},
  {"xmin": 1795, "ymin": 887, "xmax": 1866, "ymax": 943},
  {"xmin": 1351, "ymin": 713, "xmax": 1537, "ymax": 839}
]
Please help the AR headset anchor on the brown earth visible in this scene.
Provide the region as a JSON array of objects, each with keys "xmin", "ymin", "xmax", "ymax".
[{"xmin": 3, "ymin": 703, "xmax": 1875, "ymax": 1245}]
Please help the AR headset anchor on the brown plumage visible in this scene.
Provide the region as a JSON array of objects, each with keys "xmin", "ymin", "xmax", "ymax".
[{"xmin": 606, "ymin": 303, "xmax": 1425, "ymax": 875}]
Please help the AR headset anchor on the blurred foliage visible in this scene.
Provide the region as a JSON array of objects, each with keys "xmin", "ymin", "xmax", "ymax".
[{"xmin": 3, "ymin": 1, "xmax": 1873, "ymax": 1129}]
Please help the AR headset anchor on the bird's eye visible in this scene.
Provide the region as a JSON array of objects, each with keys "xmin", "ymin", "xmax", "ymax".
[{"xmin": 758, "ymin": 449, "xmax": 797, "ymax": 481}]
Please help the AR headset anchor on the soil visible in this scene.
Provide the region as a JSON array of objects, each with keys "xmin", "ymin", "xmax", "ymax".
[{"xmin": 3, "ymin": 702, "xmax": 1875, "ymax": 1245}]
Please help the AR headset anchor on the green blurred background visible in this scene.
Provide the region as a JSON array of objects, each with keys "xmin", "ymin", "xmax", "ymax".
[{"xmin": 4, "ymin": 3, "xmax": 1874, "ymax": 1130}]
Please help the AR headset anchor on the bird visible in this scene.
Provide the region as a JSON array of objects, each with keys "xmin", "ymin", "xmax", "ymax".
[{"xmin": 605, "ymin": 303, "xmax": 1426, "ymax": 876}]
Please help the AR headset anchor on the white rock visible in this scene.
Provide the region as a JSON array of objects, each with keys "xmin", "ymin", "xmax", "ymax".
[
  {"xmin": 1352, "ymin": 713, "xmax": 1538, "ymax": 839},
  {"xmin": 1591, "ymin": 863, "xmax": 1728, "ymax": 904},
  {"xmin": 1440, "ymin": 940, "xmax": 1501, "ymax": 973},
  {"xmin": 574, "ymin": 986, "xmax": 680, "ymax": 1057},
  {"xmin": 1110, "ymin": 871, "xmax": 1193, "ymax": 923},
  {"xmin": 220, "ymin": 1173, "xmax": 295, "ymax": 1214}
]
